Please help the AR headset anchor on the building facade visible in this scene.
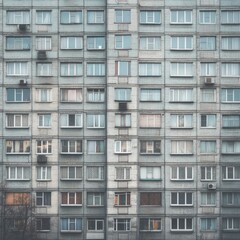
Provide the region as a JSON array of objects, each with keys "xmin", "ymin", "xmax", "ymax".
[{"xmin": 0, "ymin": 0, "xmax": 240, "ymax": 239}]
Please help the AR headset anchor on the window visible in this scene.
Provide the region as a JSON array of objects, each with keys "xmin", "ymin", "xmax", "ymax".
[
  {"xmin": 140, "ymin": 10, "xmax": 161, "ymax": 24},
  {"xmin": 200, "ymin": 36, "xmax": 216, "ymax": 50},
  {"xmin": 170, "ymin": 63, "xmax": 193, "ymax": 77},
  {"xmin": 61, "ymin": 140, "xmax": 82, "ymax": 154},
  {"xmin": 61, "ymin": 37, "xmax": 83, "ymax": 50},
  {"xmin": 171, "ymin": 218, "xmax": 193, "ymax": 231},
  {"xmin": 6, "ymin": 218, "xmax": 26, "ymax": 231},
  {"xmin": 201, "ymin": 166, "xmax": 216, "ymax": 181},
  {"xmin": 115, "ymin": 35, "xmax": 131, "ymax": 49},
  {"xmin": 140, "ymin": 89, "xmax": 161, "ymax": 101},
  {"xmin": 222, "ymin": 166, "xmax": 240, "ymax": 180},
  {"xmin": 87, "ymin": 114, "xmax": 105, "ymax": 128},
  {"xmin": 7, "ymin": 88, "xmax": 30, "ymax": 102},
  {"xmin": 87, "ymin": 166, "xmax": 104, "ymax": 180},
  {"xmin": 221, "ymin": 11, "xmax": 240, "ymax": 24},
  {"xmin": 116, "ymin": 167, "xmax": 131, "ymax": 180},
  {"xmin": 115, "ymin": 88, "xmax": 131, "ymax": 101},
  {"xmin": 36, "ymin": 140, "xmax": 52, "ymax": 154},
  {"xmin": 7, "ymin": 62, "xmax": 28, "ymax": 76},
  {"xmin": 38, "ymin": 114, "xmax": 51, "ymax": 128},
  {"xmin": 36, "ymin": 88, "xmax": 52, "ymax": 102},
  {"xmin": 60, "ymin": 166, "xmax": 82, "ymax": 180},
  {"xmin": 61, "ymin": 218, "xmax": 82, "ymax": 232},
  {"xmin": 87, "ymin": 219, "xmax": 104, "ymax": 231},
  {"xmin": 7, "ymin": 11, "xmax": 30, "ymax": 24},
  {"xmin": 7, "ymin": 166, "xmax": 30, "ymax": 180},
  {"xmin": 171, "ymin": 10, "xmax": 192, "ymax": 24},
  {"xmin": 140, "ymin": 37, "xmax": 161, "ymax": 50},
  {"xmin": 36, "ymin": 37, "xmax": 51, "ymax": 50},
  {"xmin": 87, "ymin": 10, "xmax": 104, "ymax": 24},
  {"xmin": 223, "ymin": 218, "xmax": 240, "ymax": 231},
  {"xmin": 201, "ymin": 114, "xmax": 216, "ymax": 128},
  {"xmin": 201, "ymin": 218, "xmax": 216, "ymax": 231},
  {"xmin": 6, "ymin": 37, "xmax": 30, "ymax": 50},
  {"xmin": 36, "ymin": 11, "xmax": 51, "ymax": 24},
  {"xmin": 114, "ymin": 192, "xmax": 130, "ymax": 206},
  {"xmin": 201, "ymin": 63, "xmax": 216, "ymax": 76},
  {"xmin": 87, "ymin": 88, "xmax": 105, "ymax": 102},
  {"xmin": 171, "ymin": 141, "xmax": 193, "ymax": 155},
  {"xmin": 222, "ymin": 37, "xmax": 240, "ymax": 50},
  {"xmin": 115, "ymin": 9, "xmax": 131, "ymax": 23},
  {"xmin": 114, "ymin": 219, "xmax": 130, "ymax": 231},
  {"xmin": 60, "ymin": 113, "xmax": 83, "ymax": 128},
  {"xmin": 36, "ymin": 192, "xmax": 51, "ymax": 206},
  {"xmin": 171, "ymin": 192, "xmax": 193, "ymax": 206},
  {"xmin": 115, "ymin": 114, "xmax": 131, "ymax": 128},
  {"xmin": 60, "ymin": 88, "xmax": 82, "ymax": 102},
  {"xmin": 87, "ymin": 63, "xmax": 105, "ymax": 76},
  {"xmin": 60, "ymin": 11, "xmax": 82, "ymax": 24},
  {"xmin": 223, "ymin": 115, "xmax": 240, "ymax": 128},
  {"xmin": 140, "ymin": 167, "xmax": 161, "ymax": 180},
  {"xmin": 222, "ymin": 63, "xmax": 240, "ymax": 77},
  {"xmin": 170, "ymin": 88, "xmax": 193, "ymax": 102},
  {"xmin": 140, "ymin": 218, "xmax": 161, "ymax": 231},
  {"xmin": 201, "ymin": 89, "xmax": 216, "ymax": 102},
  {"xmin": 37, "ymin": 63, "xmax": 52, "ymax": 76},
  {"xmin": 199, "ymin": 11, "xmax": 216, "ymax": 24},
  {"xmin": 6, "ymin": 114, "xmax": 28, "ymax": 128},
  {"xmin": 5, "ymin": 192, "xmax": 30, "ymax": 205},
  {"xmin": 36, "ymin": 218, "xmax": 50, "ymax": 231},
  {"xmin": 6, "ymin": 140, "xmax": 30, "ymax": 154},
  {"xmin": 222, "ymin": 141, "xmax": 240, "ymax": 154},
  {"xmin": 60, "ymin": 63, "xmax": 82, "ymax": 76},
  {"xmin": 140, "ymin": 141, "xmax": 161, "ymax": 154},
  {"xmin": 200, "ymin": 141, "xmax": 216, "ymax": 154},
  {"xmin": 140, "ymin": 114, "xmax": 161, "ymax": 128},
  {"xmin": 170, "ymin": 114, "xmax": 193, "ymax": 128},
  {"xmin": 171, "ymin": 166, "xmax": 193, "ymax": 181},
  {"xmin": 87, "ymin": 192, "xmax": 104, "ymax": 206},
  {"xmin": 87, "ymin": 140, "xmax": 105, "ymax": 154},
  {"xmin": 201, "ymin": 192, "xmax": 216, "ymax": 206},
  {"xmin": 222, "ymin": 192, "xmax": 240, "ymax": 206},
  {"xmin": 171, "ymin": 36, "xmax": 193, "ymax": 50},
  {"xmin": 115, "ymin": 141, "xmax": 131, "ymax": 154},
  {"xmin": 36, "ymin": 166, "xmax": 51, "ymax": 181},
  {"xmin": 139, "ymin": 63, "xmax": 161, "ymax": 76},
  {"xmin": 140, "ymin": 192, "xmax": 161, "ymax": 206},
  {"xmin": 221, "ymin": 88, "xmax": 240, "ymax": 102},
  {"xmin": 61, "ymin": 192, "xmax": 82, "ymax": 206},
  {"xmin": 87, "ymin": 36, "xmax": 105, "ymax": 50},
  {"xmin": 115, "ymin": 61, "xmax": 131, "ymax": 76}
]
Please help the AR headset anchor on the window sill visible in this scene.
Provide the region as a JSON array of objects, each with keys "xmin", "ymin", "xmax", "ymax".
[
  {"xmin": 170, "ymin": 75, "xmax": 193, "ymax": 78},
  {"xmin": 170, "ymin": 23, "xmax": 192, "ymax": 25},
  {"xmin": 169, "ymin": 101, "xmax": 194, "ymax": 103},
  {"xmin": 87, "ymin": 127, "xmax": 105, "ymax": 129},
  {"xmin": 38, "ymin": 127, "xmax": 51, "ymax": 129},
  {"xmin": 222, "ymin": 229, "xmax": 240, "ymax": 232},
  {"xmin": 37, "ymin": 230, "xmax": 50, "ymax": 232},
  {"xmin": 87, "ymin": 152, "xmax": 104, "ymax": 155},
  {"xmin": 87, "ymin": 179, "xmax": 104, "ymax": 182},
  {"xmin": 6, "ymin": 127, "xmax": 29, "ymax": 129},
  {"xmin": 140, "ymin": 23, "xmax": 161, "ymax": 25},
  {"xmin": 87, "ymin": 205, "xmax": 104, "ymax": 207},
  {"xmin": 140, "ymin": 100, "xmax": 161, "ymax": 102},
  {"xmin": 61, "ymin": 230, "xmax": 82, "ymax": 233},
  {"xmin": 140, "ymin": 153, "xmax": 161, "ymax": 155},
  {"xmin": 114, "ymin": 152, "xmax": 132, "ymax": 155},
  {"xmin": 222, "ymin": 179, "xmax": 240, "ymax": 181},
  {"xmin": 170, "ymin": 179, "xmax": 194, "ymax": 182},
  {"xmin": 140, "ymin": 179, "xmax": 162, "ymax": 181},
  {"xmin": 221, "ymin": 205, "xmax": 240, "ymax": 208},
  {"xmin": 7, "ymin": 179, "xmax": 30, "ymax": 181},
  {"xmin": 170, "ymin": 230, "xmax": 193, "ymax": 233},
  {"xmin": 221, "ymin": 153, "xmax": 240, "ymax": 155},
  {"xmin": 222, "ymin": 127, "xmax": 240, "ymax": 129},
  {"xmin": 61, "ymin": 152, "xmax": 83, "ymax": 155},
  {"xmin": 36, "ymin": 153, "xmax": 52, "ymax": 155},
  {"xmin": 61, "ymin": 127, "xmax": 83, "ymax": 129},
  {"xmin": 170, "ymin": 127, "xmax": 193, "ymax": 129},
  {"xmin": 139, "ymin": 75, "xmax": 161, "ymax": 77},
  {"xmin": 61, "ymin": 204, "xmax": 82, "ymax": 207},
  {"xmin": 170, "ymin": 153, "xmax": 193, "ymax": 156},
  {"xmin": 115, "ymin": 179, "xmax": 131, "ymax": 181},
  {"xmin": 6, "ymin": 101, "xmax": 30, "ymax": 103},
  {"xmin": 6, "ymin": 49, "xmax": 30, "ymax": 51},
  {"xmin": 61, "ymin": 48, "xmax": 83, "ymax": 50},
  {"xmin": 200, "ymin": 205, "xmax": 216, "ymax": 207},
  {"xmin": 170, "ymin": 204, "xmax": 193, "ymax": 207},
  {"xmin": 115, "ymin": 126, "xmax": 131, "ymax": 128},
  {"xmin": 36, "ymin": 179, "xmax": 51, "ymax": 182},
  {"xmin": 60, "ymin": 178, "xmax": 82, "ymax": 181},
  {"xmin": 114, "ymin": 205, "xmax": 131, "ymax": 207},
  {"xmin": 6, "ymin": 153, "xmax": 30, "ymax": 155},
  {"xmin": 170, "ymin": 49, "xmax": 193, "ymax": 51},
  {"xmin": 140, "ymin": 230, "xmax": 162, "ymax": 232}
]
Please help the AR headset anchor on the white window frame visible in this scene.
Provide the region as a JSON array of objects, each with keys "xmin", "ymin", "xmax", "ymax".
[
  {"xmin": 199, "ymin": 11, "xmax": 216, "ymax": 24},
  {"xmin": 7, "ymin": 166, "xmax": 30, "ymax": 180},
  {"xmin": 222, "ymin": 166, "xmax": 240, "ymax": 180},
  {"xmin": 140, "ymin": 10, "xmax": 161, "ymax": 24},
  {"xmin": 36, "ymin": 11, "xmax": 51, "ymax": 25},
  {"xmin": 60, "ymin": 88, "xmax": 82, "ymax": 102},
  {"xmin": 115, "ymin": 88, "xmax": 131, "ymax": 101},
  {"xmin": 140, "ymin": 167, "xmax": 161, "ymax": 181},
  {"xmin": 114, "ymin": 140, "xmax": 131, "ymax": 154},
  {"xmin": 87, "ymin": 219, "xmax": 104, "ymax": 231},
  {"xmin": 222, "ymin": 115, "xmax": 240, "ymax": 128},
  {"xmin": 140, "ymin": 89, "xmax": 161, "ymax": 101},
  {"xmin": 221, "ymin": 10, "xmax": 240, "ymax": 24},
  {"xmin": 201, "ymin": 62, "xmax": 216, "ymax": 76},
  {"xmin": 60, "ymin": 11, "xmax": 82, "ymax": 24},
  {"xmin": 115, "ymin": 9, "xmax": 131, "ymax": 23},
  {"xmin": 87, "ymin": 89, "xmax": 105, "ymax": 102},
  {"xmin": 222, "ymin": 192, "xmax": 240, "ymax": 206},
  {"xmin": 38, "ymin": 114, "xmax": 51, "ymax": 128},
  {"xmin": 170, "ymin": 63, "xmax": 193, "ymax": 77},
  {"xmin": 61, "ymin": 140, "xmax": 82, "ymax": 154},
  {"xmin": 221, "ymin": 89, "xmax": 240, "ymax": 103},
  {"xmin": 201, "ymin": 166, "xmax": 216, "ymax": 181},
  {"xmin": 87, "ymin": 192, "xmax": 104, "ymax": 206},
  {"xmin": 200, "ymin": 36, "xmax": 216, "ymax": 51},
  {"xmin": 200, "ymin": 218, "xmax": 217, "ymax": 231},
  {"xmin": 116, "ymin": 61, "xmax": 130, "ymax": 76},
  {"xmin": 7, "ymin": 88, "xmax": 30, "ymax": 102},
  {"xmin": 87, "ymin": 114, "xmax": 105, "ymax": 129},
  {"xmin": 171, "ymin": 36, "xmax": 193, "ymax": 50},
  {"xmin": 200, "ymin": 140, "xmax": 216, "ymax": 154},
  {"xmin": 222, "ymin": 141, "xmax": 240, "ymax": 154},
  {"xmin": 170, "ymin": 114, "xmax": 193, "ymax": 129},
  {"xmin": 87, "ymin": 140, "xmax": 105, "ymax": 154},
  {"xmin": 222, "ymin": 63, "xmax": 240, "ymax": 77},
  {"xmin": 223, "ymin": 218, "xmax": 240, "ymax": 231},
  {"xmin": 201, "ymin": 192, "xmax": 216, "ymax": 206},
  {"xmin": 170, "ymin": 10, "xmax": 192, "ymax": 24},
  {"xmin": 36, "ymin": 37, "xmax": 51, "ymax": 50},
  {"xmin": 61, "ymin": 218, "xmax": 82, "ymax": 232},
  {"xmin": 170, "ymin": 192, "xmax": 193, "ymax": 206},
  {"xmin": 114, "ymin": 219, "xmax": 131, "ymax": 231},
  {"xmin": 37, "ymin": 63, "xmax": 52, "ymax": 76},
  {"xmin": 61, "ymin": 36, "xmax": 83, "ymax": 50},
  {"xmin": 140, "ymin": 218, "xmax": 161, "ymax": 232},
  {"xmin": 36, "ymin": 166, "xmax": 51, "ymax": 181},
  {"xmin": 201, "ymin": 88, "xmax": 216, "ymax": 102},
  {"xmin": 7, "ymin": 62, "xmax": 28, "ymax": 76},
  {"xmin": 6, "ymin": 114, "xmax": 28, "ymax": 128},
  {"xmin": 140, "ymin": 141, "xmax": 161, "ymax": 154},
  {"xmin": 61, "ymin": 192, "xmax": 82, "ymax": 206},
  {"xmin": 200, "ymin": 114, "xmax": 216, "ymax": 128},
  {"xmin": 60, "ymin": 166, "xmax": 82, "ymax": 180},
  {"xmin": 114, "ymin": 192, "xmax": 131, "ymax": 206},
  {"xmin": 115, "ymin": 114, "xmax": 131, "ymax": 128},
  {"xmin": 115, "ymin": 167, "xmax": 131, "ymax": 180},
  {"xmin": 87, "ymin": 166, "xmax": 104, "ymax": 181},
  {"xmin": 140, "ymin": 36, "xmax": 161, "ymax": 50},
  {"xmin": 87, "ymin": 10, "xmax": 104, "ymax": 24},
  {"xmin": 171, "ymin": 140, "xmax": 193, "ymax": 155},
  {"xmin": 87, "ymin": 36, "xmax": 105, "ymax": 50},
  {"xmin": 87, "ymin": 63, "xmax": 105, "ymax": 76},
  {"xmin": 36, "ymin": 88, "xmax": 52, "ymax": 102},
  {"xmin": 60, "ymin": 113, "xmax": 83, "ymax": 128},
  {"xmin": 6, "ymin": 140, "xmax": 30, "ymax": 154},
  {"xmin": 60, "ymin": 63, "xmax": 83, "ymax": 76},
  {"xmin": 7, "ymin": 10, "xmax": 30, "ymax": 24},
  {"xmin": 115, "ymin": 35, "xmax": 131, "ymax": 49},
  {"xmin": 139, "ymin": 63, "xmax": 161, "ymax": 76},
  {"xmin": 171, "ymin": 218, "xmax": 193, "ymax": 231},
  {"xmin": 36, "ymin": 140, "xmax": 52, "ymax": 154},
  {"xmin": 6, "ymin": 37, "xmax": 30, "ymax": 50},
  {"xmin": 139, "ymin": 114, "xmax": 161, "ymax": 128},
  {"xmin": 36, "ymin": 192, "xmax": 51, "ymax": 206},
  {"xmin": 171, "ymin": 166, "xmax": 193, "ymax": 181},
  {"xmin": 222, "ymin": 37, "xmax": 240, "ymax": 51}
]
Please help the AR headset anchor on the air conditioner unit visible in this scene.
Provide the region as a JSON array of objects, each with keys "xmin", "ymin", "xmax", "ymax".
[
  {"xmin": 19, "ymin": 79, "xmax": 27, "ymax": 86},
  {"xmin": 204, "ymin": 77, "xmax": 215, "ymax": 85},
  {"xmin": 37, "ymin": 155, "xmax": 47, "ymax": 164},
  {"xmin": 208, "ymin": 183, "xmax": 216, "ymax": 190},
  {"xmin": 17, "ymin": 24, "xmax": 30, "ymax": 32},
  {"xmin": 119, "ymin": 102, "xmax": 127, "ymax": 111},
  {"xmin": 37, "ymin": 50, "xmax": 47, "ymax": 60}
]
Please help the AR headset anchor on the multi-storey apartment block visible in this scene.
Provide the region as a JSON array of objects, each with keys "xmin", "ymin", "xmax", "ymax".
[{"xmin": 0, "ymin": 0, "xmax": 240, "ymax": 240}]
